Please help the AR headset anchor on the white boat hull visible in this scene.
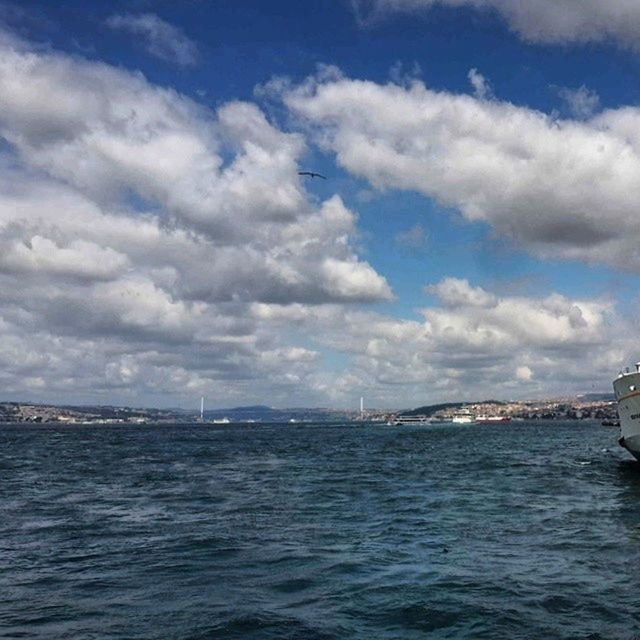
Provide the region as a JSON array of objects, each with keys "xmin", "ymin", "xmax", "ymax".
[
  {"xmin": 451, "ymin": 412, "xmax": 475, "ymax": 424},
  {"xmin": 613, "ymin": 370, "xmax": 640, "ymax": 460}
]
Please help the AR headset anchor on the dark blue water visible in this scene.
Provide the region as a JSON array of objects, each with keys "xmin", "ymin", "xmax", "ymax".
[{"xmin": 2, "ymin": 421, "xmax": 640, "ymax": 639}]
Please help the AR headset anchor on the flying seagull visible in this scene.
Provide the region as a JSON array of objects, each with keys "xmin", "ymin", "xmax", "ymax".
[{"xmin": 298, "ymin": 171, "xmax": 327, "ymax": 179}]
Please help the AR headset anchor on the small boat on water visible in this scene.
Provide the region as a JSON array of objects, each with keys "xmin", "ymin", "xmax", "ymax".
[
  {"xmin": 614, "ymin": 363, "xmax": 640, "ymax": 460},
  {"xmin": 476, "ymin": 415, "xmax": 511, "ymax": 424},
  {"xmin": 212, "ymin": 417, "xmax": 231, "ymax": 424}
]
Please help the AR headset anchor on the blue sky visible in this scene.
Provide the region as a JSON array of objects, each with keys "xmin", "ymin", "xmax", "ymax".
[{"xmin": 1, "ymin": 0, "xmax": 640, "ymax": 408}]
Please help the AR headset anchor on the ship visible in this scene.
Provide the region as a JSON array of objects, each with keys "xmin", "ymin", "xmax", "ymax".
[
  {"xmin": 476, "ymin": 415, "xmax": 511, "ymax": 424},
  {"xmin": 613, "ymin": 363, "xmax": 640, "ymax": 460},
  {"xmin": 452, "ymin": 410, "xmax": 475, "ymax": 424}
]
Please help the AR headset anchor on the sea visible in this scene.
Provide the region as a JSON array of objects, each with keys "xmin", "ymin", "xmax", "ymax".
[{"xmin": 2, "ymin": 420, "xmax": 640, "ymax": 640}]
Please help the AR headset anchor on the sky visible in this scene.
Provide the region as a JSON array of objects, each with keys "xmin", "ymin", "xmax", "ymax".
[{"xmin": 2, "ymin": 0, "xmax": 640, "ymax": 410}]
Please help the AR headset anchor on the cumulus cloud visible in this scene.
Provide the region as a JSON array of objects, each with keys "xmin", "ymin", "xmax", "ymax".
[
  {"xmin": 423, "ymin": 279, "xmax": 607, "ymax": 353},
  {"xmin": 284, "ymin": 70, "xmax": 640, "ymax": 271},
  {"xmin": 558, "ymin": 85, "xmax": 600, "ymax": 119},
  {"xmin": 0, "ymin": 37, "xmax": 390, "ymax": 304},
  {"xmin": 426, "ymin": 277, "xmax": 496, "ymax": 308},
  {"xmin": 468, "ymin": 68, "xmax": 492, "ymax": 100},
  {"xmin": 352, "ymin": 0, "xmax": 640, "ymax": 50},
  {"xmin": 0, "ymin": 232, "xmax": 129, "ymax": 281},
  {"xmin": 0, "ymin": 32, "xmax": 394, "ymax": 406},
  {"xmin": 106, "ymin": 13, "xmax": 198, "ymax": 66},
  {"xmin": 251, "ymin": 277, "xmax": 630, "ymax": 405},
  {"xmin": 0, "ymin": 30, "xmax": 632, "ymax": 408}
]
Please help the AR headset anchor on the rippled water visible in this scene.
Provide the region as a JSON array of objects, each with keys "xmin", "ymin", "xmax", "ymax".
[{"xmin": 2, "ymin": 421, "xmax": 640, "ymax": 639}]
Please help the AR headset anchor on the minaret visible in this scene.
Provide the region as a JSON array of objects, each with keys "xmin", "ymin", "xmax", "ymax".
[
  {"xmin": 360, "ymin": 396, "xmax": 364, "ymax": 420},
  {"xmin": 200, "ymin": 396, "xmax": 204, "ymax": 422}
]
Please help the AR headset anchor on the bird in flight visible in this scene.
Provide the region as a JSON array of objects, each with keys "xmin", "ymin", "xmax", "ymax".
[{"xmin": 298, "ymin": 171, "xmax": 327, "ymax": 180}]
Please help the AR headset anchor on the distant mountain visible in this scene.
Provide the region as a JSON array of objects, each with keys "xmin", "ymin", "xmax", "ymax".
[
  {"xmin": 578, "ymin": 393, "xmax": 615, "ymax": 402},
  {"xmin": 400, "ymin": 401, "xmax": 505, "ymax": 417},
  {"xmin": 203, "ymin": 405, "xmax": 351, "ymax": 423}
]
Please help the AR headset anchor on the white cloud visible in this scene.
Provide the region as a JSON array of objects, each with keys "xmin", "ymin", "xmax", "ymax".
[
  {"xmin": 352, "ymin": 0, "xmax": 640, "ymax": 50},
  {"xmin": 320, "ymin": 257, "xmax": 391, "ymax": 300},
  {"xmin": 250, "ymin": 277, "xmax": 630, "ymax": 405},
  {"xmin": 0, "ymin": 30, "xmax": 632, "ymax": 409},
  {"xmin": 558, "ymin": 85, "xmax": 600, "ymax": 119},
  {"xmin": 0, "ymin": 33, "xmax": 394, "ymax": 406},
  {"xmin": 426, "ymin": 277, "xmax": 496, "ymax": 308},
  {"xmin": 423, "ymin": 279, "xmax": 608, "ymax": 352},
  {"xmin": 0, "ymin": 232, "xmax": 129, "ymax": 281},
  {"xmin": 516, "ymin": 365, "xmax": 532, "ymax": 381},
  {"xmin": 106, "ymin": 13, "xmax": 198, "ymax": 66},
  {"xmin": 284, "ymin": 70, "xmax": 640, "ymax": 271},
  {"xmin": 468, "ymin": 68, "xmax": 492, "ymax": 100},
  {"xmin": 0, "ymin": 37, "xmax": 390, "ymax": 305},
  {"xmin": 395, "ymin": 223, "xmax": 428, "ymax": 248}
]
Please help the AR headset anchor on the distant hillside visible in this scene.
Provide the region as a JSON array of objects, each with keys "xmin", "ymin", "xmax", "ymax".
[
  {"xmin": 203, "ymin": 405, "xmax": 351, "ymax": 423},
  {"xmin": 400, "ymin": 401, "xmax": 505, "ymax": 417},
  {"xmin": 578, "ymin": 393, "xmax": 615, "ymax": 402}
]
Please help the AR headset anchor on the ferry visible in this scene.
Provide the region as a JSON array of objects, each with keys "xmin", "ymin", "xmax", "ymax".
[
  {"xmin": 613, "ymin": 363, "xmax": 640, "ymax": 460},
  {"xmin": 452, "ymin": 411, "xmax": 475, "ymax": 424}
]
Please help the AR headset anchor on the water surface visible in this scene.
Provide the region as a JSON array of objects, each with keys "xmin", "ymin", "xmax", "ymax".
[{"xmin": 2, "ymin": 420, "xmax": 640, "ymax": 639}]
